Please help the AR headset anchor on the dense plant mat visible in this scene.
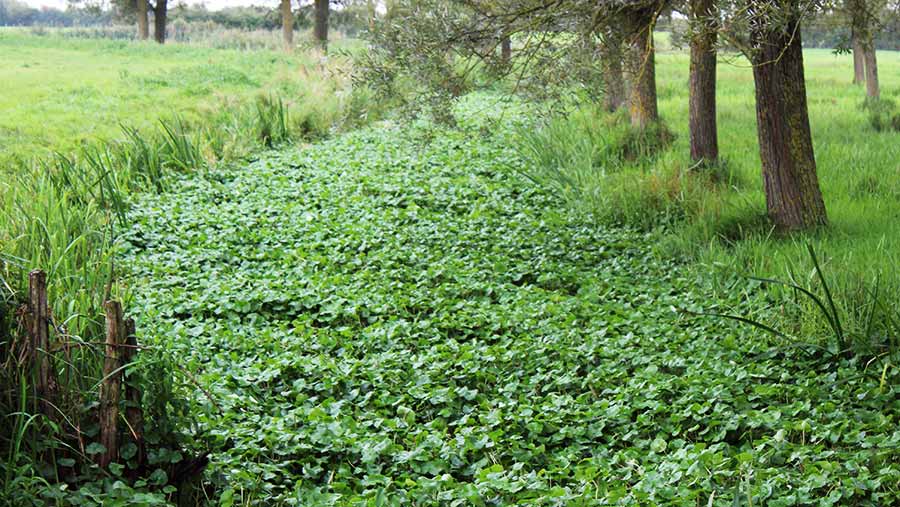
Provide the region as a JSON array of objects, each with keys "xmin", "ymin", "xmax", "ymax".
[{"xmin": 123, "ymin": 109, "xmax": 900, "ymax": 505}]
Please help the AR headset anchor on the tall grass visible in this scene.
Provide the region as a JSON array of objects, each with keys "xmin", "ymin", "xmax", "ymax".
[
  {"xmin": 0, "ymin": 113, "xmax": 262, "ymax": 503},
  {"xmin": 699, "ymin": 243, "xmax": 900, "ymax": 382},
  {"xmin": 517, "ymin": 103, "xmax": 722, "ymax": 230}
]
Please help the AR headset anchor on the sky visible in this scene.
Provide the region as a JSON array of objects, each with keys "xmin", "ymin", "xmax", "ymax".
[{"xmin": 21, "ymin": 0, "xmax": 270, "ymax": 11}]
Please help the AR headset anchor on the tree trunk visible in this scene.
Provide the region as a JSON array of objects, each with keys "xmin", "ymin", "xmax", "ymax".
[
  {"xmin": 626, "ymin": 22, "xmax": 659, "ymax": 129},
  {"xmin": 688, "ymin": 0, "xmax": 718, "ymax": 163},
  {"xmin": 604, "ymin": 58, "xmax": 626, "ymax": 113},
  {"xmin": 501, "ymin": 36, "xmax": 511, "ymax": 65},
  {"xmin": 314, "ymin": 0, "xmax": 329, "ymax": 50},
  {"xmin": 852, "ymin": 30, "xmax": 865, "ymax": 85},
  {"xmin": 750, "ymin": 9, "xmax": 827, "ymax": 231},
  {"xmin": 863, "ymin": 43, "xmax": 879, "ymax": 98},
  {"xmin": 599, "ymin": 26, "xmax": 626, "ymax": 112},
  {"xmin": 137, "ymin": 0, "xmax": 149, "ymax": 40},
  {"xmin": 153, "ymin": 0, "xmax": 167, "ymax": 44},
  {"xmin": 280, "ymin": 0, "xmax": 293, "ymax": 51}
]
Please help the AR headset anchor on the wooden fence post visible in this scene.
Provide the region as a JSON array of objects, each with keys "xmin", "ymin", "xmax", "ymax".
[
  {"xmin": 99, "ymin": 300, "xmax": 124, "ymax": 468},
  {"xmin": 123, "ymin": 317, "xmax": 146, "ymax": 470},
  {"xmin": 29, "ymin": 270, "xmax": 57, "ymax": 418}
]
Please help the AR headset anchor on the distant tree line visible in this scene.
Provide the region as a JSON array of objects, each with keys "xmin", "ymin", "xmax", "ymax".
[
  {"xmin": 0, "ymin": 0, "xmax": 109, "ymax": 26},
  {"xmin": 664, "ymin": 7, "xmax": 900, "ymax": 50},
  {"xmin": 0, "ymin": 0, "xmax": 372, "ymax": 40},
  {"xmin": 168, "ymin": 1, "xmax": 373, "ymax": 37},
  {"xmin": 804, "ymin": 7, "xmax": 900, "ymax": 50},
  {"xmin": 4, "ymin": 0, "xmax": 896, "ymax": 51}
]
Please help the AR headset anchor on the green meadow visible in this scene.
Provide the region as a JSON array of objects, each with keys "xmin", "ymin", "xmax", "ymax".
[{"xmin": 0, "ymin": 29, "xmax": 353, "ymax": 164}]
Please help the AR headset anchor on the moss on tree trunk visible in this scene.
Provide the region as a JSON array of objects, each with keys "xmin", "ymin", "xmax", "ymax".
[
  {"xmin": 688, "ymin": 0, "xmax": 718, "ymax": 163},
  {"xmin": 625, "ymin": 13, "xmax": 659, "ymax": 130},
  {"xmin": 864, "ymin": 44, "xmax": 879, "ymax": 98},
  {"xmin": 852, "ymin": 31, "xmax": 865, "ymax": 85},
  {"xmin": 281, "ymin": 0, "xmax": 294, "ymax": 51},
  {"xmin": 750, "ymin": 8, "xmax": 827, "ymax": 231},
  {"xmin": 599, "ymin": 25, "xmax": 626, "ymax": 112},
  {"xmin": 314, "ymin": 0, "xmax": 329, "ymax": 50},
  {"xmin": 153, "ymin": 0, "xmax": 167, "ymax": 44}
]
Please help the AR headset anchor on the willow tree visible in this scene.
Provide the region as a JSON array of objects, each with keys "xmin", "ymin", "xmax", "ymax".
[
  {"xmin": 153, "ymin": 0, "xmax": 168, "ymax": 43},
  {"xmin": 618, "ymin": 2, "xmax": 666, "ymax": 129},
  {"xmin": 586, "ymin": 1, "xmax": 669, "ymax": 127},
  {"xmin": 137, "ymin": 0, "xmax": 149, "ymax": 40},
  {"xmin": 742, "ymin": 0, "xmax": 827, "ymax": 229},
  {"xmin": 281, "ymin": 0, "xmax": 294, "ymax": 50},
  {"xmin": 686, "ymin": 0, "xmax": 718, "ymax": 163},
  {"xmin": 315, "ymin": 0, "xmax": 330, "ymax": 49},
  {"xmin": 359, "ymin": 0, "xmax": 587, "ymax": 111},
  {"xmin": 360, "ymin": 0, "xmax": 671, "ymax": 132},
  {"xmin": 846, "ymin": 0, "xmax": 886, "ymax": 98}
]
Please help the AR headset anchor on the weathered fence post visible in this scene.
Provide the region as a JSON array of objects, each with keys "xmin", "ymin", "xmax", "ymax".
[
  {"xmin": 99, "ymin": 300, "xmax": 124, "ymax": 468},
  {"xmin": 29, "ymin": 270, "xmax": 57, "ymax": 418},
  {"xmin": 123, "ymin": 317, "xmax": 146, "ymax": 470}
]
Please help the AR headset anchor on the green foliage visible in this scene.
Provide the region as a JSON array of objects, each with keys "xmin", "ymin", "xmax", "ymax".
[{"xmin": 118, "ymin": 96, "xmax": 900, "ymax": 506}]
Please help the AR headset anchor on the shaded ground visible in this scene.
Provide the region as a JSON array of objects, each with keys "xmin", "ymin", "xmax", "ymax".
[{"xmin": 123, "ymin": 106, "xmax": 900, "ymax": 506}]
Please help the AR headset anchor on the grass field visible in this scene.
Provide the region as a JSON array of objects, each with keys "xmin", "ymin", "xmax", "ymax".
[
  {"xmin": 0, "ymin": 29, "xmax": 356, "ymax": 164},
  {"xmin": 0, "ymin": 30, "xmax": 361, "ymax": 330}
]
